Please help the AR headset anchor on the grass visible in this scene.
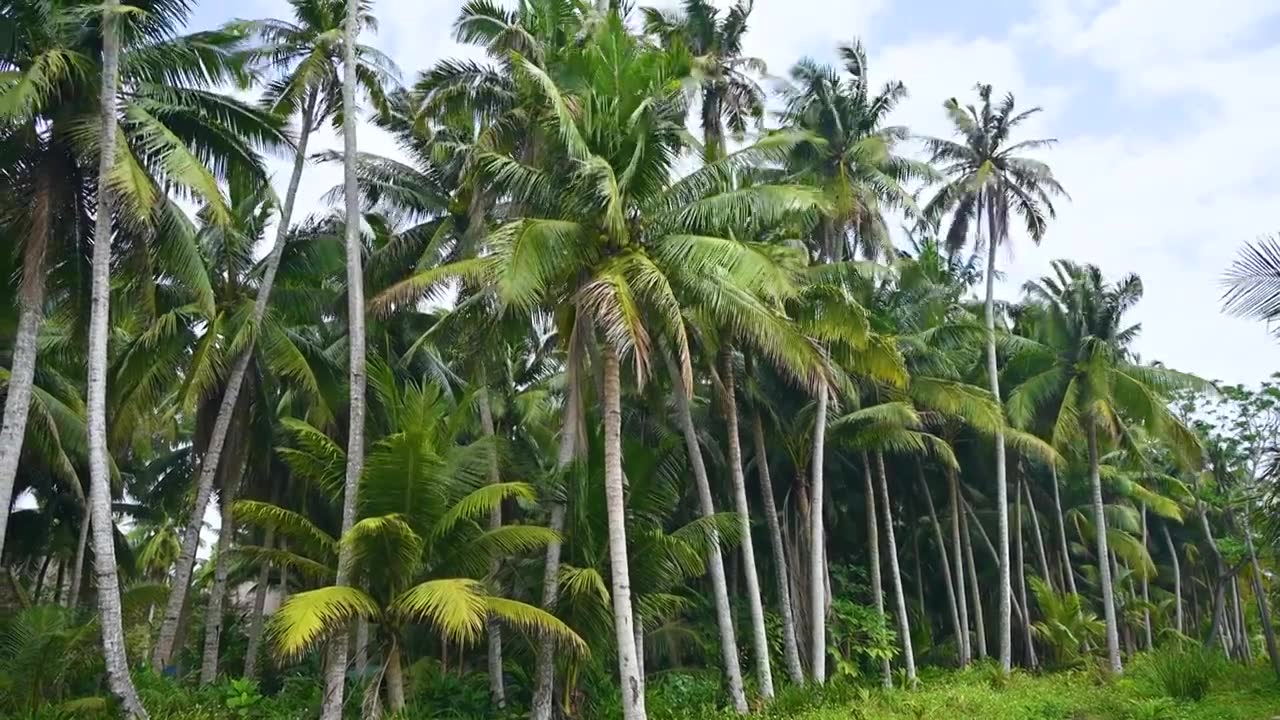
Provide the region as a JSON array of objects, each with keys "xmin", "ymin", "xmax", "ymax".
[{"xmin": 794, "ymin": 656, "xmax": 1280, "ymax": 720}]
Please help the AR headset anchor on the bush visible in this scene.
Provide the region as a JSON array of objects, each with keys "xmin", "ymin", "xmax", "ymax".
[{"xmin": 1150, "ymin": 645, "xmax": 1222, "ymax": 701}]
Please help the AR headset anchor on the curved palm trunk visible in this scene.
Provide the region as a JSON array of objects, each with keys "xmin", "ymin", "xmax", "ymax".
[
  {"xmin": 1242, "ymin": 508, "xmax": 1280, "ymax": 677},
  {"xmin": 1014, "ymin": 478, "xmax": 1037, "ymax": 669},
  {"xmin": 1161, "ymin": 524, "xmax": 1184, "ymax": 634},
  {"xmin": 1086, "ymin": 424, "xmax": 1122, "ymax": 673},
  {"xmin": 667, "ymin": 356, "xmax": 747, "ymax": 711},
  {"xmin": 530, "ymin": 356, "xmax": 580, "ymax": 720},
  {"xmin": 601, "ymin": 345, "xmax": 646, "ymax": 720},
  {"xmin": 981, "ymin": 200, "xmax": 1014, "ymax": 674},
  {"xmin": 720, "ymin": 352, "xmax": 774, "ymax": 698},
  {"xmin": 66, "ymin": 507, "xmax": 90, "ymax": 609},
  {"xmin": 385, "ymin": 639, "xmax": 406, "ymax": 712},
  {"xmin": 863, "ymin": 455, "xmax": 891, "ymax": 686},
  {"xmin": 1140, "ymin": 507, "xmax": 1153, "ymax": 651},
  {"xmin": 478, "ymin": 383, "xmax": 506, "ymax": 709},
  {"xmin": 753, "ymin": 409, "xmax": 805, "ymax": 685},
  {"xmin": 1231, "ymin": 576, "xmax": 1251, "ymax": 663},
  {"xmin": 152, "ymin": 95, "xmax": 317, "ymax": 671},
  {"xmin": 242, "ymin": 522, "xmax": 274, "ymax": 680},
  {"xmin": 320, "ymin": 4, "xmax": 367, "ymax": 715},
  {"xmin": 1024, "ymin": 482, "xmax": 1052, "ymax": 589},
  {"xmin": 809, "ymin": 384, "xmax": 829, "ymax": 683},
  {"xmin": 917, "ymin": 463, "xmax": 962, "ymax": 665},
  {"xmin": 88, "ymin": 6, "xmax": 147, "ymax": 714},
  {"xmin": 0, "ymin": 175, "xmax": 51, "ymax": 561},
  {"xmin": 875, "ymin": 453, "xmax": 915, "ymax": 683},
  {"xmin": 947, "ymin": 466, "xmax": 972, "ymax": 665},
  {"xmin": 1050, "ymin": 464, "xmax": 1078, "ymax": 596},
  {"xmin": 199, "ymin": 473, "xmax": 241, "ymax": 685}
]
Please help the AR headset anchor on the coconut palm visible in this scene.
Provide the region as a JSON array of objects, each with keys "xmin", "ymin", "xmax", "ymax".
[
  {"xmin": 1007, "ymin": 260, "xmax": 1204, "ymax": 673},
  {"xmin": 922, "ymin": 83, "xmax": 1066, "ymax": 672},
  {"xmin": 149, "ymin": 0, "xmax": 399, "ymax": 672}
]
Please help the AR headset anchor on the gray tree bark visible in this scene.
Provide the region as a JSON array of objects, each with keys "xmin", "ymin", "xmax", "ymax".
[
  {"xmin": 601, "ymin": 345, "xmax": 646, "ymax": 720},
  {"xmin": 1024, "ymin": 481, "xmax": 1052, "ymax": 590},
  {"xmin": 152, "ymin": 94, "xmax": 318, "ymax": 671},
  {"xmin": 719, "ymin": 352, "xmax": 773, "ymax": 697},
  {"xmin": 199, "ymin": 472, "xmax": 241, "ymax": 685},
  {"xmin": 1140, "ymin": 507, "xmax": 1153, "ymax": 651},
  {"xmin": 1242, "ymin": 509, "xmax": 1280, "ymax": 677},
  {"xmin": 667, "ymin": 355, "xmax": 747, "ymax": 711},
  {"xmin": 1086, "ymin": 424, "xmax": 1122, "ymax": 673},
  {"xmin": 242, "ymin": 523, "xmax": 274, "ymax": 680},
  {"xmin": 917, "ymin": 463, "xmax": 962, "ymax": 665},
  {"xmin": 809, "ymin": 384, "xmax": 829, "ymax": 683},
  {"xmin": 1161, "ymin": 524, "xmax": 1183, "ymax": 634},
  {"xmin": 66, "ymin": 507, "xmax": 90, "ymax": 609},
  {"xmin": 88, "ymin": 4, "xmax": 147, "ymax": 713},
  {"xmin": 478, "ymin": 383, "xmax": 507, "ymax": 709},
  {"xmin": 863, "ymin": 455, "xmax": 891, "ymax": 686},
  {"xmin": 982, "ymin": 203, "xmax": 1013, "ymax": 674},
  {"xmin": 947, "ymin": 466, "xmax": 972, "ymax": 665},
  {"xmin": 1050, "ymin": 464, "xmax": 1078, "ymax": 596},
  {"xmin": 1014, "ymin": 478, "xmax": 1037, "ymax": 669},
  {"xmin": 752, "ymin": 408, "xmax": 805, "ymax": 685},
  {"xmin": 320, "ymin": 3, "xmax": 367, "ymax": 714},
  {"xmin": 385, "ymin": 640, "xmax": 406, "ymax": 713},
  {"xmin": 875, "ymin": 453, "xmax": 915, "ymax": 683},
  {"xmin": 960, "ymin": 495, "xmax": 986, "ymax": 658}
]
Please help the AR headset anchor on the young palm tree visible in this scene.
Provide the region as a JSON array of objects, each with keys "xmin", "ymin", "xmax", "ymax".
[
  {"xmin": 1007, "ymin": 261, "xmax": 1204, "ymax": 673},
  {"xmin": 923, "ymin": 84, "xmax": 1066, "ymax": 672},
  {"xmin": 86, "ymin": 1, "xmax": 146, "ymax": 716}
]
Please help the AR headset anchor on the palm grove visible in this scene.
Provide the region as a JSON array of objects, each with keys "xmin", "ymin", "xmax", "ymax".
[{"xmin": 2, "ymin": 0, "xmax": 1279, "ymax": 718}]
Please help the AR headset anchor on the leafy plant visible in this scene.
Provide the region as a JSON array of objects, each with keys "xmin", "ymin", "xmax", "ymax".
[
  {"xmin": 223, "ymin": 678, "xmax": 264, "ymax": 718},
  {"xmin": 1150, "ymin": 645, "xmax": 1222, "ymax": 701}
]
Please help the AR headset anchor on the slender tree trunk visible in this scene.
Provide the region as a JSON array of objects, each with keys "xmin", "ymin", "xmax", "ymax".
[
  {"xmin": 355, "ymin": 620, "xmax": 369, "ymax": 676},
  {"xmin": 200, "ymin": 472, "xmax": 241, "ymax": 685},
  {"xmin": 1086, "ymin": 424, "xmax": 1122, "ymax": 673},
  {"xmin": 1050, "ymin": 464, "xmax": 1078, "ymax": 597},
  {"xmin": 809, "ymin": 384, "xmax": 829, "ymax": 683},
  {"xmin": 530, "ymin": 353, "xmax": 580, "ymax": 720},
  {"xmin": 1232, "ymin": 576, "xmax": 1251, "ymax": 663},
  {"xmin": 88, "ymin": 6, "xmax": 146, "ymax": 713},
  {"xmin": 966, "ymin": 501, "xmax": 1032, "ymax": 641},
  {"xmin": 863, "ymin": 456, "xmax": 891, "ymax": 686},
  {"xmin": 667, "ymin": 356, "xmax": 747, "ymax": 711},
  {"xmin": 918, "ymin": 463, "xmax": 962, "ymax": 664},
  {"xmin": 960, "ymin": 490, "xmax": 986, "ymax": 658},
  {"xmin": 0, "ymin": 171, "xmax": 51, "ymax": 561},
  {"xmin": 1243, "ymin": 509, "xmax": 1280, "ymax": 677},
  {"xmin": 981, "ymin": 202, "xmax": 1013, "ymax": 674},
  {"xmin": 53, "ymin": 558, "xmax": 65, "ymax": 606},
  {"xmin": 243, "ymin": 523, "xmax": 274, "ymax": 680},
  {"xmin": 1162, "ymin": 524, "xmax": 1184, "ymax": 635},
  {"xmin": 719, "ymin": 351, "xmax": 773, "ymax": 697},
  {"xmin": 601, "ymin": 345, "xmax": 645, "ymax": 720},
  {"xmin": 152, "ymin": 97, "xmax": 317, "ymax": 671},
  {"xmin": 1140, "ymin": 507, "xmax": 1153, "ymax": 651},
  {"xmin": 1198, "ymin": 495, "xmax": 1229, "ymax": 654},
  {"xmin": 320, "ymin": 5, "xmax": 367, "ymax": 715},
  {"xmin": 875, "ymin": 453, "xmax": 915, "ymax": 683},
  {"xmin": 66, "ymin": 508, "xmax": 89, "ymax": 609},
  {"xmin": 947, "ymin": 466, "xmax": 972, "ymax": 665},
  {"xmin": 478, "ymin": 382, "xmax": 506, "ymax": 710},
  {"xmin": 1024, "ymin": 481, "xmax": 1052, "ymax": 589},
  {"xmin": 753, "ymin": 409, "xmax": 805, "ymax": 685},
  {"xmin": 1015, "ymin": 478, "xmax": 1037, "ymax": 669},
  {"xmin": 385, "ymin": 640, "xmax": 406, "ymax": 713}
]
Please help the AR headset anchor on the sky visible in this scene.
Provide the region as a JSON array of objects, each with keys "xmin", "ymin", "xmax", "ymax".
[{"xmin": 189, "ymin": 0, "xmax": 1280, "ymax": 387}]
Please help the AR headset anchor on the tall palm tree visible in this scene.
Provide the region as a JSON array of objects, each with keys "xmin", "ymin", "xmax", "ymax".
[
  {"xmin": 1007, "ymin": 261, "xmax": 1204, "ymax": 673},
  {"xmin": 923, "ymin": 84, "xmax": 1066, "ymax": 672},
  {"xmin": 86, "ymin": 1, "xmax": 146, "ymax": 716},
  {"xmin": 149, "ymin": 0, "xmax": 398, "ymax": 671}
]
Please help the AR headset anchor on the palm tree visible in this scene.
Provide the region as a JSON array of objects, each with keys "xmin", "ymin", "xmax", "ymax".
[
  {"xmin": 641, "ymin": 0, "xmax": 765, "ymax": 163},
  {"xmin": 86, "ymin": 0, "xmax": 146, "ymax": 716},
  {"xmin": 1007, "ymin": 260, "xmax": 1204, "ymax": 673},
  {"xmin": 923, "ymin": 84, "xmax": 1066, "ymax": 672},
  {"xmin": 149, "ymin": 0, "xmax": 398, "ymax": 672}
]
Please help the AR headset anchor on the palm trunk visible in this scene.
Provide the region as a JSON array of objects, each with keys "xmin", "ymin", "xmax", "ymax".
[
  {"xmin": 152, "ymin": 95, "xmax": 317, "ymax": 672},
  {"xmin": 947, "ymin": 466, "xmax": 972, "ymax": 665},
  {"xmin": 1086, "ymin": 424, "xmax": 1122, "ymax": 673},
  {"xmin": 601, "ymin": 345, "xmax": 645, "ymax": 720},
  {"xmin": 66, "ymin": 507, "xmax": 89, "ymax": 609},
  {"xmin": 875, "ymin": 452, "xmax": 915, "ymax": 683},
  {"xmin": 960, "ymin": 497, "xmax": 987, "ymax": 658},
  {"xmin": 1050, "ymin": 464, "xmax": 1078, "ymax": 596},
  {"xmin": 530, "ymin": 353, "xmax": 580, "ymax": 720},
  {"xmin": 88, "ymin": 5, "xmax": 147, "ymax": 713},
  {"xmin": 1015, "ymin": 478, "xmax": 1037, "ymax": 669},
  {"xmin": 354, "ymin": 619, "xmax": 369, "ymax": 676},
  {"xmin": 1200, "ymin": 500, "xmax": 1229, "ymax": 653},
  {"xmin": 1232, "ymin": 576, "xmax": 1251, "ymax": 663},
  {"xmin": 917, "ymin": 463, "xmax": 962, "ymax": 665},
  {"xmin": 809, "ymin": 384, "xmax": 829, "ymax": 683},
  {"xmin": 199, "ymin": 472, "xmax": 241, "ymax": 685},
  {"xmin": 478, "ymin": 382, "xmax": 507, "ymax": 710},
  {"xmin": 1243, "ymin": 508, "xmax": 1280, "ymax": 677},
  {"xmin": 667, "ymin": 355, "xmax": 747, "ymax": 711},
  {"xmin": 966, "ymin": 501, "xmax": 1032, "ymax": 644},
  {"xmin": 1162, "ymin": 524, "xmax": 1184, "ymax": 635},
  {"xmin": 385, "ymin": 639, "xmax": 406, "ymax": 713},
  {"xmin": 1024, "ymin": 481, "xmax": 1052, "ymax": 590},
  {"xmin": 982, "ymin": 198, "xmax": 1013, "ymax": 674},
  {"xmin": 753, "ymin": 409, "xmax": 805, "ymax": 685},
  {"xmin": 243, "ymin": 522, "xmax": 274, "ymax": 680},
  {"xmin": 1140, "ymin": 507, "xmax": 1153, "ymax": 651},
  {"xmin": 719, "ymin": 351, "xmax": 773, "ymax": 698},
  {"xmin": 863, "ymin": 455, "xmax": 891, "ymax": 686},
  {"xmin": 320, "ymin": 3, "xmax": 367, "ymax": 714},
  {"xmin": 0, "ymin": 171, "xmax": 51, "ymax": 562}
]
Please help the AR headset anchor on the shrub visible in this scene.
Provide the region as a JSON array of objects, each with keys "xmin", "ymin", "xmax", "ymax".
[{"xmin": 1150, "ymin": 645, "xmax": 1222, "ymax": 701}]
